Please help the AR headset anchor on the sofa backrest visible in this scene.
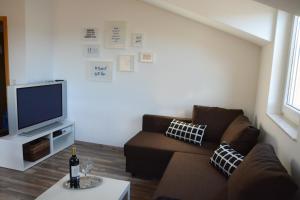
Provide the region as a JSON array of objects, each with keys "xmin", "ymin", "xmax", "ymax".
[
  {"xmin": 221, "ymin": 115, "xmax": 260, "ymax": 155},
  {"xmin": 142, "ymin": 114, "xmax": 192, "ymax": 133},
  {"xmin": 192, "ymin": 105, "xmax": 243, "ymax": 143},
  {"xmin": 228, "ymin": 143, "xmax": 298, "ymax": 200}
]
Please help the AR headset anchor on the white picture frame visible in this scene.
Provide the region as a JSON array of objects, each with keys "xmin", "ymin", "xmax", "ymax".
[
  {"xmin": 105, "ymin": 21, "xmax": 127, "ymax": 49},
  {"xmin": 139, "ymin": 52, "xmax": 154, "ymax": 63},
  {"xmin": 87, "ymin": 61, "xmax": 113, "ymax": 82},
  {"xmin": 82, "ymin": 28, "xmax": 98, "ymax": 41},
  {"xmin": 83, "ymin": 44, "xmax": 100, "ymax": 58},
  {"xmin": 132, "ymin": 33, "xmax": 144, "ymax": 47},
  {"xmin": 118, "ymin": 55, "xmax": 135, "ymax": 72}
]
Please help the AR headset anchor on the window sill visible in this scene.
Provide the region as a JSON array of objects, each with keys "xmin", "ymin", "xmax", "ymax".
[{"xmin": 267, "ymin": 113, "xmax": 298, "ymax": 141}]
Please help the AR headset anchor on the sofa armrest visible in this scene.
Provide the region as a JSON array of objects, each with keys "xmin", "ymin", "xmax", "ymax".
[
  {"xmin": 292, "ymin": 190, "xmax": 300, "ymax": 200},
  {"xmin": 155, "ymin": 197, "xmax": 180, "ymax": 200},
  {"xmin": 0, "ymin": 129, "xmax": 8, "ymax": 137},
  {"xmin": 142, "ymin": 114, "xmax": 192, "ymax": 133}
]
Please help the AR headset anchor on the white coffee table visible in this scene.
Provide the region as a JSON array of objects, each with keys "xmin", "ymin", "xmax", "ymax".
[{"xmin": 35, "ymin": 174, "xmax": 130, "ymax": 200}]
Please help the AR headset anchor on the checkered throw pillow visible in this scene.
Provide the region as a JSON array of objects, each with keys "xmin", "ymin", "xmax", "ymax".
[
  {"xmin": 210, "ymin": 143, "xmax": 244, "ymax": 177},
  {"xmin": 165, "ymin": 119, "xmax": 207, "ymax": 146}
]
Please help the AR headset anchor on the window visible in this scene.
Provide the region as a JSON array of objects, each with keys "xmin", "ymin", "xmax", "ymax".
[
  {"xmin": 285, "ymin": 16, "xmax": 300, "ymax": 121},
  {"xmin": 266, "ymin": 12, "xmax": 299, "ymax": 140}
]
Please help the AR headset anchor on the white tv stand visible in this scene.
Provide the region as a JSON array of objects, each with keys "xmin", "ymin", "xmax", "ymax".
[{"xmin": 0, "ymin": 121, "xmax": 74, "ymax": 171}]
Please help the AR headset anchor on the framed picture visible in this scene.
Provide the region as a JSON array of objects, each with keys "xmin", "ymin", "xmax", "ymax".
[
  {"xmin": 87, "ymin": 61, "xmax": 113, "ymax": 82},
  {"xmin": 118, "ymin": 55, "xmax": 134, "ymax": 72},
  {"xmin": 82, "ymin": 28, "xmax": 98, "ymax": 41},
  {"xmin": 139, "ymin": 52, "xmax": 154, "ymax": 63},
  {"xmin": 83, "ymin": 44, "xmax": 100, "ymax": 58},
  {"xmin": 132, "ymin": 33, "xmax": 144, "ymax": 47},
  {"xmin": 105, "ymin": 21, "xmax": 127, "ymax": 48}
]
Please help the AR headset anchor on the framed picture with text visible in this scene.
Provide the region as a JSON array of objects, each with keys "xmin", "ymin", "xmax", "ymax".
[
  {"xmin": 105, "ymin": 21, "xmax": 127, "ymax": 48},
  {"xmin": 82, "ymin": 28, "xmax": 98, "ymax": 41},
  {"xmin": 132, "ymin": 33, "xmax": 144, "ymax": 47},
  {"xmin": 87, "ymin": 61, "xmax": 113, "ymax": 82}
]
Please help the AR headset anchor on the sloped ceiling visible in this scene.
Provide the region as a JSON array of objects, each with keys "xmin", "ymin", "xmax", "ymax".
[
  {"xmin": 140, "ymin": 0, "xmax": 277, "ymax": 46},
  {"xmin": 253, "ymin": 0, "xmax": 300, "ymax": 16}
]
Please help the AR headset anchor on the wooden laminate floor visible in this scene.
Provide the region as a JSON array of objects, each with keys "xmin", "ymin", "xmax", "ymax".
[{"xmin": 0, "ymin": 141, "xmax": 158, "ymax": 200}]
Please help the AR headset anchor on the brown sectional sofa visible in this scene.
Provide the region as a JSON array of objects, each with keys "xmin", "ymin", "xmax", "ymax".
[
  {"xmin": 124, "ymin": 106, "xmax": 257, "ymax": 178},
  {"xmin": 124, "ymin": 105, "xmax": 298, "ymax": 200}
]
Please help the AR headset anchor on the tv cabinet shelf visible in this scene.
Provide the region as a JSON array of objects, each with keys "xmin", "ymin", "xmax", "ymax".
[
  {"xmin": 53, "ymin": 131, "xmax": 71, "ymax": 141},
  {"xmin": 0, "ymin": 121, "xmax": 74, "ymax": 171}
]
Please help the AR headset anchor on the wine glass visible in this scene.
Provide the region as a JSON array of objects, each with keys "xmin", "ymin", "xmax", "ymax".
[{"xmin": 81, "ymin": 159, "xmax": 93, "ymax": 176}]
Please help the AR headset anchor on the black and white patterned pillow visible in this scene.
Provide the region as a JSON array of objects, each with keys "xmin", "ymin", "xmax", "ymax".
[
  {"xmin": 210, "ymin": 143, "xmax": 244, "ymax": 177},
  {"xmin": 165, "ymin": 119, "xmax": 207, "ymax": 146}
]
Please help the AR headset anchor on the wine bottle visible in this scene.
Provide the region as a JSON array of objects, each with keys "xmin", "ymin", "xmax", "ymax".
[{"xmin": 69, "ymin": 147, "xmax": 80, "ymax": 188}]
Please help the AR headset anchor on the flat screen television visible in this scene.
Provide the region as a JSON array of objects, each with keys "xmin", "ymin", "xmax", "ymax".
[{"xmin": 7, "ymin": 81, "xmax": 67, "ymax": 135}]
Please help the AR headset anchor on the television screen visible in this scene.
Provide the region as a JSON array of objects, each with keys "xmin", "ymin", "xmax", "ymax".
[{"xmin": 17, "ymin": 84, "xmax": 63, "ymax": 129}]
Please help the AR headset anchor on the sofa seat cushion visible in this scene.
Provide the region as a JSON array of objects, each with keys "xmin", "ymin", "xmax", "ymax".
[
  {"xmin": 192, "ymin": 105, "xmax": 243, "ymax": 143},
  {"xmin": 124, "ymin": 131, "xmax": 218, "ymax": 178},
  {"xmin": 154, "ymin": 152, "xmax": 227, "ymax": 200},
  {"xmin": 124, "ymin": 131, "xmax": 218, "ymax": 158}
]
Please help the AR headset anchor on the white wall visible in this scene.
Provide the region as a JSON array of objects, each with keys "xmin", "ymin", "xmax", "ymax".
[
  {"xmin": 52, "ymin": 0, "xmax": 261, "ymax": 147},
  {"xmin": 0, "ymin": 0, "xmax": 53, "ymax": 84},
  {"xmin": 25, "ymin": 0, "xmax": 53, "ymax": 82},
  {"xmin": 0, "ymin": 0, "xmax": 26, "ymax": 84}
]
